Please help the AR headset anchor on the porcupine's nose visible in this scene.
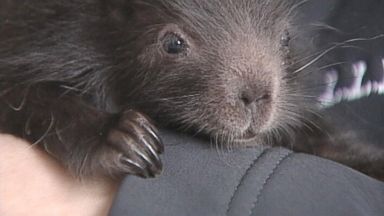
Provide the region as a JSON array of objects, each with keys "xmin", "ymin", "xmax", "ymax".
[{"xmin": 239, "ymin": 84, "xmax": 272, "ymax": 106}]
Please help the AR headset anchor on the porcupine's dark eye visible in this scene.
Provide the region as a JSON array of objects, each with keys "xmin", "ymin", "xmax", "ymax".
[
  {"xmin": 280, "ymin": 30, "xmax": 291, "ymax": 47},
  {"xmin": 162, "ymin": 32, "xmax": 188, "ymax": 54}
]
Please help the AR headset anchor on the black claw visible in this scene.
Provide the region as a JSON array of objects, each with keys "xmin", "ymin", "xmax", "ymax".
[
  {"xmin": 120, "ymin": 156, "xmax": 144, "ymax": 171},
  {"xmin": 121, "ymin": 120, "xmax": 162, "ymax": 166},
  {"xmin": 143, "ymin": 138, "xmax": 159, "ymax": 159},
  {"xmin": 110, "ymin": 109, "xmax": 164, "ymax": 178},
  {"xmin": 132, "ymin": 146, "xmax": 152, "ymax": 164},
  {"xmin": 135, "ymin": 171, "xmax": 151, "ymax": 179},
  {"xmin": 127, "ymin": 126, "xmax": 163, "ymax": 171},
  {"xmin": 143, "ymin": 124, "xmax": 164, "ymax": 153},
  {"xmin": 136, "ymin": 171, "xmax": 150, "ymax": 179},
  {"xmin": 134, "ymin": 147, "xmax": 161, "ymax": 174},
  {"xmin": 148, "ymin": 170, "xmax": 156, "ymax": 178},
  {"xmin": 141, "ymin": 138, "xmax": 162, "ymax": 169},
  {"xmin": 126, "ymin": 110, "xmax": 164, "ymax": 151},
  {"xmin": 140, "ymin": 166, "xmax": 156, "ymax": 179},
  {"xmin": 120, "ymin": 156, "xmax": 152, "ymax": 178}
]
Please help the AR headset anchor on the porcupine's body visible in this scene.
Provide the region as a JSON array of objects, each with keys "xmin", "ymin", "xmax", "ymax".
[{"xmin": 0, "ymin": 0, "xmax": 382, "ymax": 179}]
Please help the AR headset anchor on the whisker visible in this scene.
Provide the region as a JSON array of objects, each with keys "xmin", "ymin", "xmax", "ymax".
[
  {"xmin": 29, "ymin": 113, "xmax": 55, "ymax": 148},
  {"xmin": 291, "ymin": 34, "xmax": 384, "ymax": 76},
  {"xmin": 287, "ymin": 0, "xmax": 309, "ymax": 17},
  {"xmin": 318, "ymin": 61, "xmax": 348, "ymax": 70}
]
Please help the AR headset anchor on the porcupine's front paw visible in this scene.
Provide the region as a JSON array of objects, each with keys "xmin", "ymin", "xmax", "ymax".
[{"xmin": 96, "ymin": 110, "xmax": 164, "ymax": 178}]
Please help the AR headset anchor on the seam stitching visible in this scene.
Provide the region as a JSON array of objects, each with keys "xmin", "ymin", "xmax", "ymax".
[
  {"xmin": 248, "ymin": 150, "xmax": 294, "ymax": 216},
  {"xmin": 225, "ymin": 148, "xmax": 270, "ymax": 215}
]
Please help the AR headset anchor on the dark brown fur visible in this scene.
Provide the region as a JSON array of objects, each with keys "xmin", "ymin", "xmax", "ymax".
[{"xmin": 0, "ymin": 0, "xmax": 382, "ymax": 179}]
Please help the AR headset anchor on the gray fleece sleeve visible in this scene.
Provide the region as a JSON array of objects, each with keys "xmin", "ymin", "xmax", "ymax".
[{"xmin": 109, "ymin": 131, "xmax": 384, "ymax": 216}]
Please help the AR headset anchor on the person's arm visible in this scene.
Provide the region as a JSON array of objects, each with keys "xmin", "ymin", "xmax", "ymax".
[
  {"xmin": 0, "ymin": 134, "xmax": 118, "ymax": 216},
  {"xmin": 110, "ymin": 130, "xmax": 384, "ymax": 216}
]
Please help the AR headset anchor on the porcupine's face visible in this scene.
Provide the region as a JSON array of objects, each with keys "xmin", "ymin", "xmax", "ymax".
[{"xmin": 109, "ymin": 0, "xmax": 313, "ymax": 146}]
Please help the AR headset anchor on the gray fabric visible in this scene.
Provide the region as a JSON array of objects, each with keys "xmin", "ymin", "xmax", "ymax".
[
  {"xmin": 109, "ymin": 131, "xmax": 384, "ymax": 216},
  {"xmin": 252, "ymin": 154, "xmax": 384, "ymax": 216}
]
